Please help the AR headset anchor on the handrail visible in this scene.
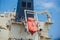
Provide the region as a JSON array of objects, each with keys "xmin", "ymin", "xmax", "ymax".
[{"xmin": 24, "ymin": 10, "xmax": 51, "ymax": 22}]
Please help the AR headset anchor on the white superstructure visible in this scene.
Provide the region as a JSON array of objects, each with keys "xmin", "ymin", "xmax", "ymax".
[{"xmin": 0, "ymin": 10, "xmax": 53, "ymax": 40}]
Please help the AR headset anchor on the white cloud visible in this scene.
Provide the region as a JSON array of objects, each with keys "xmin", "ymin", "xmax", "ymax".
[{"xmin": 42, "ymin": 2, "xmax": 54, "ymax": 8}]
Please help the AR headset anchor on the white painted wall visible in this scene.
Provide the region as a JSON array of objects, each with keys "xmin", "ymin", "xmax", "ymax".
[
  {"xmin": 10, "ymin": 24, "xmax": 21, "ymax": 39},
  {"xmin": 10, "ymin": 23, "xmax": 39, "ymax": 40},
  {"xmin": 0, "ymin": 29, "xmax": 9, "ymax": 40},
  {"xmin": 38, "ymin": 22, "xmax": 50, "ymax": 38},
  {"xmin": 0, "ymin": 14, "xmax": 10, "ymax": 40}
]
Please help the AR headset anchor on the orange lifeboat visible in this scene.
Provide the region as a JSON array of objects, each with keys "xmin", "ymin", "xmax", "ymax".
[{"xmin": 27, "ymin": 17, "xmax": 37, "ymax": 35}]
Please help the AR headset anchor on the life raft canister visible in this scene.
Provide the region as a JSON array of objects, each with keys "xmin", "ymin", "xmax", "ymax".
[{"xmin": 27, "ymin": 17, "xmax": 37, "ymax": 35}]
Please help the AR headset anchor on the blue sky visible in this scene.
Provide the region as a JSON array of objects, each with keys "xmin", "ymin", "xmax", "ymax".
[
  {"xmin": 0, "ymin": 0, "xmax": 17, "ymax": 12},
  {"xmin": 34, "ymin": 0, "xmax": 60, "ymax": 39},
  {"xmin": 0, "ymin": 0, "xmax": 60, "ymax": 39}
]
